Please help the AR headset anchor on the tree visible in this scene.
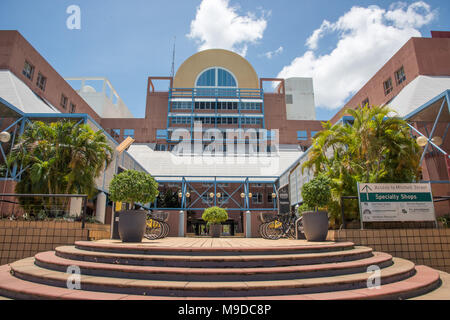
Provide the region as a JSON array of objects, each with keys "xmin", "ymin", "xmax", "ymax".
[
  {"xmin": 7, "ymin": 120, "xmax": 113, "ymax": 217},
  {"xmin": 109, "ymin": 170, "xmax": 159, "ymax": 209},
  {"xmin": 302, "ymin": 105, "xmax": 421, "ymax": 226}
]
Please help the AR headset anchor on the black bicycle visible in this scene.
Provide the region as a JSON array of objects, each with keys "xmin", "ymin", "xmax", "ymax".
[
  {"xmin": 259, "ymin": 212, "xmax": 301, "ymax": 240},
  {"xmin": 144, "ymin": 211, "xmax": 170, "ymax": 240}
]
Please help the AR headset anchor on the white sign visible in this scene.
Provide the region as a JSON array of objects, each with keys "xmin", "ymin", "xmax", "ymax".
[{"xmin": 358, "ymin": 183, "xmax": 436, "ymax": 222}]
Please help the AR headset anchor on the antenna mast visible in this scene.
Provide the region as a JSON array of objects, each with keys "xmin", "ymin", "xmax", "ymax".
[{"xmin": 170, "ymin": 36, "xmax": 176, "ymax": 79}]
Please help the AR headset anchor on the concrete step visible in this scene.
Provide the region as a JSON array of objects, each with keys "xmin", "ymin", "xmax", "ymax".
[
  {"xmin": 74, "ymin": 240, "xmax": 355, "ymax": 256},
  {"xmin": 35, "ymin": 250, "xmax": 393, "ymax": 281},
  {"xmin": 0, "ymin": 263, "xmax": 440, "ymax": 300},
  {"xmin": 56, "ymin": 245, "xmax": 374, "ymax": 268},
  {"xmin": 9, "ymin": 257, "xmax": 416, "ymax": 297}
]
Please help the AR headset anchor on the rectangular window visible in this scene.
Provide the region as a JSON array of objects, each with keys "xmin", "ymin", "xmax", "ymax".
[
  {"xmin": 310, "ymin": 131, "xmax": 319, "ymax": 138},
  {"xmin": 111, "ymin": 129, "xmax": 120, "ymax": 138},
  {"xmin": 36, "ymin": 72, "xmax": 47, "ymax": 91},
  {"xmin": 69, "ymin": 103, "xmax": 76, "ymax": 113},
  {"xmin": 395, "ymin": 66, "xmax": 406, "ymax": 85},
  {"xmin": 268, "ymin": 193, "xmax": 273, "ymax": 203},
  {"xmin": 383, "ymin": 78, "xmax": 393, "ymax": 95},
  {"xmin": 297, "ymin": 131, "xmax": 307, "ymax": 141},
  {"xmin": 60, "ymin": 94, "xmax": 68, "ymax": 109},
  {"xmin": 22, "ymin": 61, "xmax": 34, "ymax": 80},
  {"xmin": 252, "ymin": 192, "xmax": 263, "ymax": 204},
  {"xmin": 123, "ymin": 129, "xmax": 135, "ymax": 139},
  {"xmin": 286, "ymin": 94, "xmax": 293, "ymax": 104}
]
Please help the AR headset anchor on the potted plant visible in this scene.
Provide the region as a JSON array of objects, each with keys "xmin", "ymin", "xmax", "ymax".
[
  {"xmin": 299, "ymin": 174, "xmax": 331, "ymax": 241},
  {"xmin": 109, "ymin": 170, "xmax": 159, "ymax": 242},
  {"xmin": 202, "ymin": 206, "xmax": 228, "ymax": 238}
]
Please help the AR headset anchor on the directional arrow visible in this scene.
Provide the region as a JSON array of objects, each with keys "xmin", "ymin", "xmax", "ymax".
[{"xmin": 361, "ymin": 185, "xmax": 372, "ymax": 199}]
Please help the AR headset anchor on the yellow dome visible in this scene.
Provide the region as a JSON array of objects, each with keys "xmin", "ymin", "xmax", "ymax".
[{"xmin": 173, "ymin": 49, "xmax": 259, "ymax": 89}]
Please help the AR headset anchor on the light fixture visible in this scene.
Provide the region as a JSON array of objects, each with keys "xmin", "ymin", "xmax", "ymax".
[
  {"xmin": 0, "ymin": 131, "xmax": 11, "ymax": 143},
  {"xmin": 271, "ymin": 193, "xmax": 277, "ymax": 198},
  {"xmin": 416, "ymin": 136, "xmax": 428, "ymax": 147},
  {"xmin": 240, "ymin": 193, "xmax": 245, "ymax": 198},
  {"xmin": 431, "ymin": 136, "xmax": 443, "ymax": 146},
  {"xmin": 178, "ymin": 192, "xmax": 183, "ymax": 198},
  {"xmin": 248, "ymin": 192, "xmax": 253, "ymax": 198},
  {"xmin": 209, "ymin": 192, "xmax": 214, "ymax": 198},
  {"xmin": 216, "ymin": 193, "xmax": 221, "ymax": 198},
  {"xmin": 185, "ymin": 192, "xmax": 190, "ymax": 198}
]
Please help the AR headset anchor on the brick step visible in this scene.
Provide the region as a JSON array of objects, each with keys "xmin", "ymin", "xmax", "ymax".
[
  {"xmin": 56, "ymin": 245, "xmax": 374, "ymax": 268},
  {"xmin": 9, "ymin": 257, "xmax": 417, "ymax": 297},
  {"xmin": 74, "ymin": 240, "xmax": 355, "ymax": 256},
  {"xmin": 0, "ymin": 263, "xmax": 441, "ymax": 300},
  {"xmin": 35, "ymin": 251, "xmax": 393, "ymax": 281}
]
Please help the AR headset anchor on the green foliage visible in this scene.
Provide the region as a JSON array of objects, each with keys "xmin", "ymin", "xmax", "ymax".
[
  {"xmin": 156, "ymin": 189, "xmax": 180, "ymax": 208},
  {"xmin": 109, "ymin": 170, "xmax": 159, "ymax": 208},
  {"xmin": 202, "ymin": 206, "xmax": 228, "ymax": 226},
  {"xmin": 301, "ymin": 175, "xmax": 331, "ymax": 211},
  {"xmin": 7, "ymin": 121, "xmax": 113, "ymax": 218},
  {"xmin": 302, "ymin": 105, "xmax": 421, "ymax": 227},
  {"xmin": 297, "ymin": 203, "xmax": 313, "ymax": 215}
]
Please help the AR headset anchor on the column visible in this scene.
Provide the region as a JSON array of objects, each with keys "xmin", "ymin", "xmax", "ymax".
[
  {"xmin": 178, "ymin": 210, "xmax": 185, "ymax": 237},
  {"xmin": 95, "ymin": 192, "xmax": 107, "ymax": 224},
  {"xmin": 245, "ymin": 210, "xmax": 251, "ymax": 238}
]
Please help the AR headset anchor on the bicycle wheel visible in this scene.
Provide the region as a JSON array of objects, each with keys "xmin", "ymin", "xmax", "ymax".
[
  {"xmin": 144, "ymin": 219, "xmax": 163, "ymax": 240},
  {"xmin": 263, "ymin": 220, "xmax": 283, "ymax": 240},
  {"xmin": 161, "ymin": 222, "xmax": 170, "ymax": 238}
]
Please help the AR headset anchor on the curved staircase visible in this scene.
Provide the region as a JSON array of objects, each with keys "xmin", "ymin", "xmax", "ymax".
[{"xmin": 0, "ymin": 238, "xmax": 447, "ymax": 300}]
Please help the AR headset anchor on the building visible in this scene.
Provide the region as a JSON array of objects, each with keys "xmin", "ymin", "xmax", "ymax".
[{"xmin": 0, "ymin": 31, "xmax": 324, "ymax": 237}]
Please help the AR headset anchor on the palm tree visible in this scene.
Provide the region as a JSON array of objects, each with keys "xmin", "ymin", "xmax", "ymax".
[
  {"xmin": 302, "ymin": 105, "xmax": 421, "ymax": 226},
  {"xmin": 7, "ymin": 120, "xmax": 113, "ymax": 218}
]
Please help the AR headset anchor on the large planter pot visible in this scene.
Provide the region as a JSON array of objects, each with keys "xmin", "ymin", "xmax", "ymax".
[
  {"xmin": 209, "ymin": 224, "xmax": 222, "ymax": 238},
  {"xmin": 302, "ymin": 211, "xmax": 329, "ymax": 242},
  {"xmin": 119, "ymin": 210, "xmax": 147, "ymax": 242}
]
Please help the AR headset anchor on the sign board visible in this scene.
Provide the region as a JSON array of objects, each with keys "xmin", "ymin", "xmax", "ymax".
[
  {"xmin": 277, "ymin": 185, "xmax": 291, "ymax": 215},
  {"xmin": 357, "ymin": 183, "xmax": 436, "ymax": 222}
]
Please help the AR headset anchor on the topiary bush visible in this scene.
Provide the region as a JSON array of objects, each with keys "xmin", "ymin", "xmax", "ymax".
[
  {"xmin": 109, "ymin": 170, "xmax": 159, "ymax": 209},
  {"xmin": 301, "ymin": 174, "xmax": 331, "ymax": 212},
  {"xmin": 202, "ymin": 206, "xmax": 228, "ymax": 226}
]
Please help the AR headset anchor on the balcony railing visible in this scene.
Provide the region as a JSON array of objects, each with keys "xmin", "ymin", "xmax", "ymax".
[{"xmin": 169, "ymin": 88, "xmax": 263, "ymax": 99}]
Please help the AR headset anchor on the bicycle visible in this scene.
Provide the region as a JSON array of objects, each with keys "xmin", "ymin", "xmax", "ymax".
[
  {"xmin": 259, "ymin": 212, "xmax": 301, "ymax": 240},
  {"xmin": 144, "ymin": 211, "xmax": 170, "ymax": 240}
]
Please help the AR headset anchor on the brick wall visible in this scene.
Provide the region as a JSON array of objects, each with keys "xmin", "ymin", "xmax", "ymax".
[
  {"xmin": 327, "ymin": 228, "xmax": 450, "ymax": 273},
  {"xmin": 0, "ymin": 221, "xmax": 110, "ymax": 265}
]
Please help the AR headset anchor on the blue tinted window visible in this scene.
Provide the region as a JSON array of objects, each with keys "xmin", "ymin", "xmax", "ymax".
[
  {"xmin": 196, "ymin": 69, "xmax": 215, "ymax": 86},
  {"xmin": 311, "ymin": 131, "xmax": 319, "ymax": 138},
  {"xmin": 297, "ymin": 131, "xmax": 307, "ymax": 140},
  {"xmin": 217, "ymin": 68, "xmax": 236, "ymax": 87},
  {"xmin": 124, "ymin": 129, "xmax": 135, "ymax": 138}
]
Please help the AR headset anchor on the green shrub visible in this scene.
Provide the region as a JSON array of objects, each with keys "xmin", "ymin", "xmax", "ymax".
[
  {"xmin": 202, "ymin": 206, "xmax": 228, "ymax": 226},
  {"xmin": 301, "ymin": 175, "xmax": 331, "ymax": 212},
  {"xmin": 438, "ymin": 215, "xmax": 450, "ymax": 228},
  {"xmin": 109, "ymin": 170, "xmax": 159, "ymax": 208}
]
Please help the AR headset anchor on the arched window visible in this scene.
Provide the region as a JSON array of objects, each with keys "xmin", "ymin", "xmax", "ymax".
[{"xmin": 196, "ymin": 67, "xmax": 237, "ymax": 87}]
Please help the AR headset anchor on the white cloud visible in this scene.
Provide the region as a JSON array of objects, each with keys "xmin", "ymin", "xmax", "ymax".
[
  {"xmin": 187, "ymin": 0, "xmax": 268, "ymax": 56},
  {"xmin": 277, "ymin": 1, "xmax": 437, "ymax": 110},
  {"xmin": 262, "ymin": 46, "xmax": 284, "ymax": 59}
]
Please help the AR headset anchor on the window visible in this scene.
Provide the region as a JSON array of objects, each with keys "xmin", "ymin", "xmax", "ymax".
[
  {"xmin": 111, "ymin": 129, "xmax": 120, "ymax": 137},
  {"xmin": 286, "ymin": 94, "xmax": 293, "ymax": 104},
  {"xmin": 155, "ymin": 144, "xmax": 166, "ymax": 151},
  {"xmin": 36, "ymin": 72, "xmax": 47, "ymax": 91},
  {"xmin": 252, "ymin": 192, "xmax": 263, "ymax": 204},
  {"xmin": 310, "ymin": 131, "xmax": 319, "ymax": 138},
  {"xmin": 60, "ymin": 94, "xmax": 68, "ymax": 109},
  {"xmin": 123, "ymin": 129, "xmax": 135, "ymax": 139},
  {"xmin": 362, "ymin": 98, "xmax": 369, "ymax": 107},
  {"xmin": 69, "ymin": 103, "xmax": 76, "ymax": 113},
  {"xmin": 268, "ymin": 193, "xmax": 274, "ymax": 203},
  {"xmin": 395, "ymin": 66, "xmax": 406, "ymax": 85},
  {"xmin": 383, "ymin": 78, "xmax": 393, "ymax": 95},
  {"xmin": 196, "ymin": 67, "xmax": 237, "ymax": 87},
  {"xmin": 22, "ymin": 61, "xmax": 34, "ymax": 80},
  {"xmin": 297, "ymin": 131, "xmax": 307, "ymax": 141}
]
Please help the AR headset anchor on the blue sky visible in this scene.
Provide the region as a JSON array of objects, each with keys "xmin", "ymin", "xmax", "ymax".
[{"xmin": 1, "ymin": 0, "xmax": 449, "ymax": 120}]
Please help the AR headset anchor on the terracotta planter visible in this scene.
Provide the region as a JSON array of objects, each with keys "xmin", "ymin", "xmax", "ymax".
[
  {"xmin": 209, "ymin": 224, "xmax": 222, "ymax": 238},
  {"xmin": 118, "ymin": 210, "xmax": 147, "ymax": 242},
  {"xmin": 302, "ymin": 211, "xmax": 329, "ymax": 241}
]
